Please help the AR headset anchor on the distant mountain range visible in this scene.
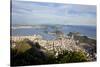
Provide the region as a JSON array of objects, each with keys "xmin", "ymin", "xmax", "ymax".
[
  {"xmin": 11, "ymin": 24, "xmax": 64, "ymax": 29},
  {"xmin": 12, "ymin": 24, "xmax": 96, "ymax": 30}
]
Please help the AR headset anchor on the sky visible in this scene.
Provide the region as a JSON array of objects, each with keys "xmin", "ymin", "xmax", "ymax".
[{"xmin": 12, "ymin": 0, "xmax": 96, "ymax": 26}]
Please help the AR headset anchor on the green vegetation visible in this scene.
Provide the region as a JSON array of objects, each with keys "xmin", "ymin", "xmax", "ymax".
[
  {"xmin": 15, "ymin": 40, "xmax": 32, "ymax": 53},
  {"xmin": 46, "ymin": 50, "xmax": 87, "ymax": 64},
  {"xmin": 67, "ymin": 32, "xmax": 96, "ymax": 45},
  {"xmin": 11, "ymin": 39, "xmax": 48, "ymax": 66},
  {"xmin": 11, "ymin": 39, "xmax": 88, "ymax": 66},
  {"xmin": 73, "ymin": 35, "xmax": 96, "ymax": 45},
  {"xmin": 56, "ymin": 51, "xmax": 86, "ymax": 63}
]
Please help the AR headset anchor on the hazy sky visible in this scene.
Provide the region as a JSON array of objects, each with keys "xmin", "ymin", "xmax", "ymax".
[{"xmin": 12, "ymin": 0, "xmax": 96, "ymax": 26}]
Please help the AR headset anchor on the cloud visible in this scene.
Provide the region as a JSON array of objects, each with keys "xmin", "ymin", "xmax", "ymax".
[{"xmin": 12, "ymin": 1, "xmax": 96, "ymax": 26}]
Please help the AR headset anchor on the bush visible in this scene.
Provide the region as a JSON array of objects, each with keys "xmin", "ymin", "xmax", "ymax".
[
  {"xmin": 11, "ymin": 39, "xmax": 88, "ymax": 66},
  {"xmin": 15, "ymin": 40, "xmax": 32, "ymax": 53},
  {"xmin": 56, "ymin": 50, "xmax": 87, "ymax": 63}
]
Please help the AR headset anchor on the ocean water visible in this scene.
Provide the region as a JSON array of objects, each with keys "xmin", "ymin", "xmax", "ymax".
[{"xmin": 11, "ymin": 25, "xmax": 96, "ymax": 40}]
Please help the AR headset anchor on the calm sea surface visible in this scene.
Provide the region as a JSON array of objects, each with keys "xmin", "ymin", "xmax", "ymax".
[{"xmin": 12, "ymin": 25, "xmax": 96, "ymax": 40}]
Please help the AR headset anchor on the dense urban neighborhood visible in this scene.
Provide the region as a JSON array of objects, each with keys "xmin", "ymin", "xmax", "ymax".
[{"xmin": 11, "ymin": 32, "xmax": 96, "ymax": 66}]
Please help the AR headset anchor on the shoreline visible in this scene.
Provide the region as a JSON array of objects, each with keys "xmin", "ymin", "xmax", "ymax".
[{"xmin": 11, "ymin": 34, "xmax": 97, "ymax": 62}]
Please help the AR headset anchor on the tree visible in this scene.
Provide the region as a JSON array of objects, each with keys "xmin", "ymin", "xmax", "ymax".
[{"xmin": 56, "ymin": 50, "xmax": 87, "ymax": 63}]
